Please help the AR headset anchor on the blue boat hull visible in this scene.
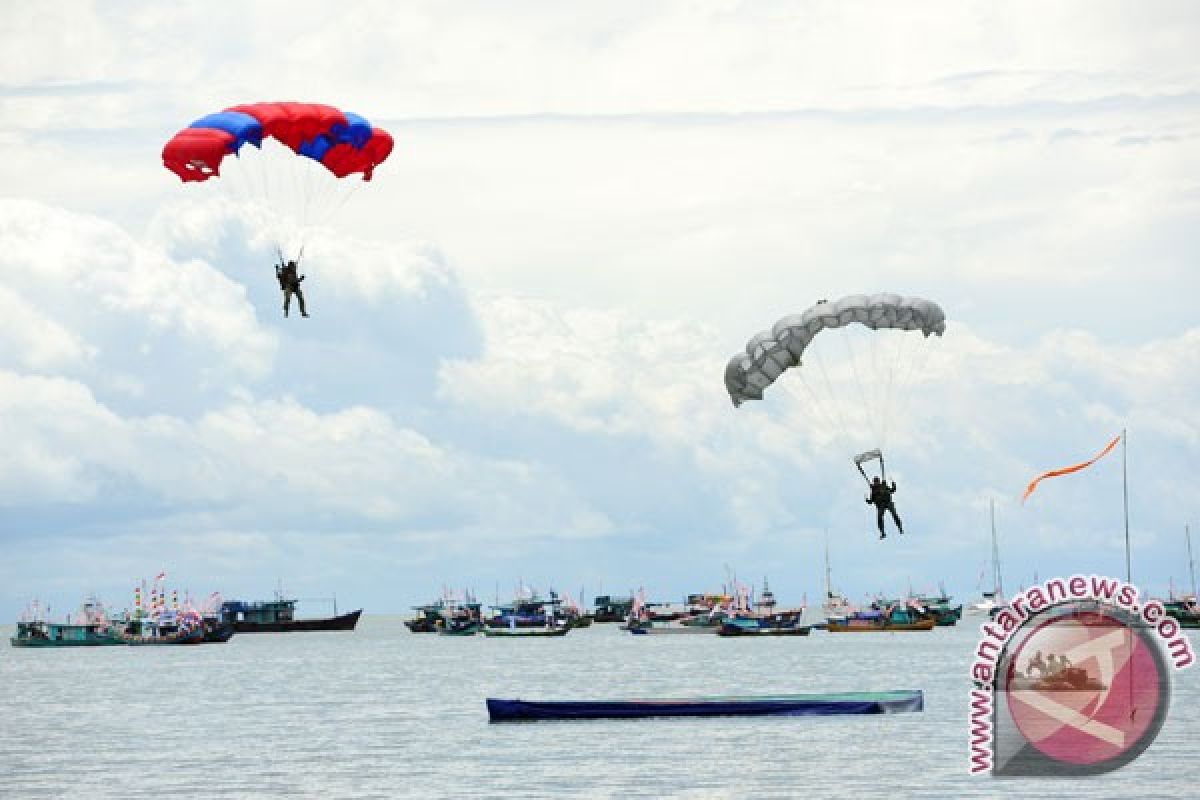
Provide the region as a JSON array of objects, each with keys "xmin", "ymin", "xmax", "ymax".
[{"xmin": 487, "ymin": 690, "xmax": 923, "ymax": 721}]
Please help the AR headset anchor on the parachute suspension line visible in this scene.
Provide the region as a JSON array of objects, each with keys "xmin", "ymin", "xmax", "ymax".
[
  {"xmin": 841, "ymin": 329, "xmax": 881, "ymax": 446},
  {"xmin": 867, "ymin": 324, "xmax": 885, "ymax": 428},
  {"xmin": 809, "ymin": 346, "xmax": 856, "ymax": 444},
  {"xmin": 881, "ymin": 332, "xmax": 936, "ymax": 449},
  {"xmin": 876, "ymin": 328, "xmax": 910, "ymax": 450},
  {"xmin": 298, "ymin": 178, "xmax": 364, "ymax": 257},
  {"xmin": 792, "ymin": 370, "xmax": 847, "ymax": 448}
]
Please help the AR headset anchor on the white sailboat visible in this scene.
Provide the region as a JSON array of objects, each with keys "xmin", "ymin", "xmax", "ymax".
[
  {"xmin": 820, "ymin": 530, "xmax": 853, "ymax": 624},
  {"xmin": 967, "ymin": 499, "xmax": 1004, "ymax": 615}
]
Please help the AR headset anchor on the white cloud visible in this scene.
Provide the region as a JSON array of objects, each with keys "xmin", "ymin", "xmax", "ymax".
[{"xmin": 0, "ymin": 198, "xmax": 275, "ymax": 380}]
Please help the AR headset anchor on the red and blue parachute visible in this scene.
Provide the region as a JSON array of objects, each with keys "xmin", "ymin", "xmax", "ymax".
[{"xmin": 162, "ymin": 102, "xmax": 393, "ymax": 183}]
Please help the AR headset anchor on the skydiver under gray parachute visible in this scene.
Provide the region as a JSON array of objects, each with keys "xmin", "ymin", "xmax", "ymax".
[{"xmin": 725, "ymin": 293, "xmax": 946, "ymax": 540}]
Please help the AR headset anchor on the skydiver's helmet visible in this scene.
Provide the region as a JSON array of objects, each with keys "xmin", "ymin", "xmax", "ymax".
[
  {"xmin": 287, "ymin": 260, "xmax": 296, "ymax": 268},
  {"xmin": 872, "ymin": 476, "xmax": 881, "ymax": 485}
]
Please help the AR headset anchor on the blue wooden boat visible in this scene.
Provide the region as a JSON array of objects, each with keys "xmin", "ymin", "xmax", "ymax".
[{"xmin": 486, "ymin": 690, "xmax": 923, "ymax": 721}]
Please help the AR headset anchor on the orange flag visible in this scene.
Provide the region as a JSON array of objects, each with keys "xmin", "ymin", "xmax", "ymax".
[{"xmin": 1022, "ymin": 434, "xmax": 1122, "ymax": 504}]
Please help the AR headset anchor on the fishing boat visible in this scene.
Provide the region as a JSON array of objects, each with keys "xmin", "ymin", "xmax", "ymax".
[
  {"xmin": 202, "ymin": 618, "xmax": 236, "ymax": 642},
  {"xmin": 482, "ymin": 622, "xmax": 571, "ymax": 638},
  {"xmin": 405, "ymin": 601, "xmax": 447, "ymax": 633},
  {"xmin": 486, "ymin": 689, "xmax": 924, "ymax": 721},
  {"xmin": 437, "ymin": 600, "xmax": 484, "ymax": 635},
  {"xmin": 716, "ymin": 579, "xmax": 811, "ymax": 636},
  {"xmin": 911, "ymin": 584, "xmax": 962, "ymax": 626},
  {"xmin": 1164, "ymin": 596, "xmax": 1200, "ymax": 629},
  {"xmin": 10, "ymin": 599, "xmax": 126, "ymax": 648},
  {"xmin": 1164, "ymin": 525, "xmax": 1200, "ymax": 629},
  {"xmin": 718, "ymin": 613, "xmax": 811, "ymax": 637},
  {"xmin": 826, "ymin": 605, "xmax": 935, "ymax": 633},
  {"xmin": 628, "ymin": 611, "xmax": 726, "ymax": 634},
  {"xmin": 439, "ymin": 619, "xmax": 484, "ymax": 635},
  {"xmin": 220, "ymin": 593, "xmax": 361, "ymax": 633},
  {"xmin": 10, "ymin": 619, "xmax": 127, "ymax": 647},
  {"xmin": 821, "ymin": 532, "xmax": 853, "ymax": 627},
  {"xmin": 592, "ymin": 595, "xmax": 634, "ymax": 623}
]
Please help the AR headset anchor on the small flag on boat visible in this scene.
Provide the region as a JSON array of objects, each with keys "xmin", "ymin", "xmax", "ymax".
[
  {"xmin": 155, "ymin": 570, "xmax": 166, "ymax": 582},
  {"xmin": 1022, "ymin": 433, "xmax": 1121, "ymax": 504}
]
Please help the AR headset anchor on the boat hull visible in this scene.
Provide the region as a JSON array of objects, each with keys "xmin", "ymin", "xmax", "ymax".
[
  {"xmin": 10, "ymin": 634, "xmax": 126, "ymax": 648},
  {"xmin": 826, "ymin": 619, "xmax": 935, "ymax": 633},
  {"xmin": 487, "ymin": 690, "xmax": 924, "ymax": 721},
  {"xmin": 482, "ymin": 626, "xmax": 570, "ymax": 638},
  {"xmin": 232, "ymin": 609, "xmax": 362, "ymax": 633},
  {"xmin": 718, "ymin": 624, "xmax": 811, "ymax": 637},
  {"xmin": 203, "ymin": 622, "xmax": 236, "ymax": 643},
  {"xmin": 125, "ymin": 628, "xmax": 206, "ymax": 646}
]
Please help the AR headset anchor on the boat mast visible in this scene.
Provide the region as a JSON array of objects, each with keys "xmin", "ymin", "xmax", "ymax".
[
  {"xmin": 1187, "ymin": 524, "xmax": 1196, "ymax": 599},
  {"xmin": 824, "ymin": 529, "xmax": 832, "ymax": 599},
  {"xmin": 990, "ymin": 499, "xmax": 1003, "ymax": 600},
  {"xmin": 1122, "ymin": 428, "xmax": 1131, "ymax": 585}
]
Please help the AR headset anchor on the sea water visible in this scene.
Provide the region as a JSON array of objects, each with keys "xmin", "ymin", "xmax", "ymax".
[{"xmin": 1, "ymin": 619, "xmax": 1196, "ymax": 798}]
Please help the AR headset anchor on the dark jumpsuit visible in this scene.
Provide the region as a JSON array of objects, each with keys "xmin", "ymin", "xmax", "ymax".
[{"xmin": 867, "ymin": 481, "xmax": 903, "ymax": 535}]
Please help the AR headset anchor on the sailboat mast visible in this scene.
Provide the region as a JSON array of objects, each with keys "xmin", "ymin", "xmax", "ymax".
[
  {"xmin": 1187, "ymin": 524, "xmax": 1196, "ymax": 599},
  {"xmin": 990, "ymin": 499, "xmax": 1003, "ymax": 599},
  {"xmin": 824, "ymin": 529, "xmax": 832, "ymax": 599},
  {"xmin": 1122, "ymin": 428, "xmax": 1131, "ymax": 584}
]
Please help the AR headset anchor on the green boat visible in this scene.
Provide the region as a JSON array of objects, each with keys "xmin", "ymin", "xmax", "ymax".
[
  {"xmin": 10, "ymin": 619, "xmax": 126, "ymax": 648},
  {"xmin": 1164, "ymin": 597, "xmax": 1200, "ymax": 629},
  {"xmin": 11, "ymin": 597, "xmax": 126, "ymax": 648},
  {"xmin": 911, "ymin": 588, "xmax": 962, "ymax": 626}
]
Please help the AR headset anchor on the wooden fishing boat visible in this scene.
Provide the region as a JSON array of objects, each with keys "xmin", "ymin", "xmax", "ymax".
[
  {"xmin": 826, "ymin": 605, "xmax": 935, "ymax": 633},
  {"xmin": 628, "ymin": 610, "xmax": 726, "ymax": 634},
  {"xmin": 486, "ymin": 690, "xmax": 924, "ymax": 721},
  {"xmin": 482, "ymin": 624, "xmax": 571, "ymax": 638},
  {"xmin": 220, "ymin": 597, "xmax": 361, "ymax": 632},
  {"xmin": 718, "ymin": 617, "xmax": 811, "ymax": 637},
  {"xmin": 10, "ymin": 620, "xmax": 126, "ymax": 648},
  {"xmin": 12, "ymin": 597, "xmax": 125, "ymax": 648},
  {"xmin": 1163, "ymin": 597, "xmax": 1200, "ymax": 629},
  {"xmin": 438, "ymin": 620, "xmax": 483, "ymax": 636},
  {"xmin": 405, "ymin": 602, "xmax": 446, "ymax": 632},
  {"xmin": 592, "ymin": 595, "xmax": 634, "ymax": 623}
]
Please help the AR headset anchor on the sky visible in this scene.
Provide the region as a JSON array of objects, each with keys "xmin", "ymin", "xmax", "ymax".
[{"xmin": 2, "ymin": 1, "xmax": 1198, "ymax": 619}]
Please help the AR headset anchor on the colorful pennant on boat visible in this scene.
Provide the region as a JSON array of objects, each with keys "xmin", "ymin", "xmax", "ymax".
[{"xmin": 1022, "ymin": 433, "xmax": 1122, "ymax": 504}]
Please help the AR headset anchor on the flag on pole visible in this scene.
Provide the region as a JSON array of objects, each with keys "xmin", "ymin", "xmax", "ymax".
[
  {"xmin": 1022, "ymin": 433, "xmax": 1122, "ymax": 504},
  {"xmin": 154, "ymin": 571, "xmax": 166, "ymax": 582}
]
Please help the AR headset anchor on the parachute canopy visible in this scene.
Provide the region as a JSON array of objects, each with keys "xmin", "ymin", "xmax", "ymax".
[
  {"xmin": 724, "ymin": 293, "xmax": 946, "ymax": 408},
  {"xmin": 162, "ymin": 102, "xmax": 394, "ymax": 183}
]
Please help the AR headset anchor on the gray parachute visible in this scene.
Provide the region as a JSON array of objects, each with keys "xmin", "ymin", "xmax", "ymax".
[{"xmin": 725, "ymin": 293, "xmax": 946, "ymax": 407}]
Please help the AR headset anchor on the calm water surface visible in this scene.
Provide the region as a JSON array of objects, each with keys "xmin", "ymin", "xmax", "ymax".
[{"xmin": 1, "ymin": 618, "xmax": 1196, "ymax": 798}]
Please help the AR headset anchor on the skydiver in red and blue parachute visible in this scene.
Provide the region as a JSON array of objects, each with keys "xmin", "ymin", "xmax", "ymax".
[{"xmin": 161, "ymin": 103, "xmax": 394, "ymax": 318}]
